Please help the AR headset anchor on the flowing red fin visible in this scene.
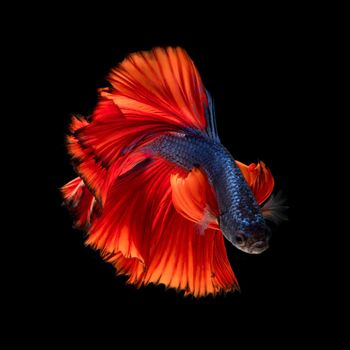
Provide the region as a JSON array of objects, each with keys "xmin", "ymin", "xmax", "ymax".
[
  {"xmin": 142, "ymin": 207, "xmax": 238, "ymax": 297},
  {"xmin": 106, "ymin": 208, "xmax": 238, "ymax": 297},
  {"xmin": 75, "ymin": 99, "xmax": 177, "ymax": 167},
  {"xmin": 106, "ymin": 252, "xmax": 145, "ymax": 286},
  {"xmin": 66, "ymin": 117, "xmax": 108, "ymax": 203},
  {"xmin": 69, "ymin": 115, "xmax": 89, "ymax": 132},
  {"xmin": 61, "ymin": 177, "xmax": 83, "ymax": 203},
  {"xmin": 66, "ymin": 106, "xmax": 152, "ymax": 204},
  {"xmin": 61, "ymin": 177, "xmax": 100, "ymax": 228},
  {"xmin": 85, "ymin": 157, "xmax": 237, "ymax": 297},
  {"xmin": 104, "ymin": 47, "xmax": 208, "ymax": 131},
  {"xmin": 76, "ymin": 47, "xmax": 210, "ymax": 171},
  {"xmin": 236, "ymin": 160, "xmax": 275, "ymax": 204},
  {"xmin": 85, "ymin": 157, "xmax": 172, "ymax": 261},
  {"xmin": 170, "ymin": 167, "xmax": 219, "ymax": 230},
  {"xmin": 65, "ymin": 48, "xmax": 212, "ymax": 205}
]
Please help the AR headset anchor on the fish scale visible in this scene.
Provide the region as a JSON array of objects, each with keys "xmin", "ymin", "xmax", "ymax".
[{"xmin": 148, "ymin": 130, "xmax": 265, "ymax": 243}]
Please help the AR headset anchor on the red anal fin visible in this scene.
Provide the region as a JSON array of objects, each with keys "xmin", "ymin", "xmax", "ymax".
[
  {"xmin": 105, "ymin": 205, "xmax": 238, "ymax": 297},
  {"xmin": 142, "ymin": 206, "xmax": 238, "ymax": 297}
]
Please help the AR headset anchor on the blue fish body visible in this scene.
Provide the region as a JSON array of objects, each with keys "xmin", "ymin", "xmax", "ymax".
[{"xmin": 149, "ymin": 130, "xmax": 268, "ymax": 253}]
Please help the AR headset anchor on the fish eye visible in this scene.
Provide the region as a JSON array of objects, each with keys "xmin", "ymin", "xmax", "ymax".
[
  {"xmin": 236, "ymin": 235, "xmax": 243, "ymax": 244},
  {"xmin": 234, "ymin": 232, "xmax": 246, "ymax": 245}
]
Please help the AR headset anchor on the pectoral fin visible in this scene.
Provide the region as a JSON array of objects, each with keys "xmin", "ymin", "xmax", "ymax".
[{"xmin": 170, "ymin": 167, "xmax": 220, "ymax": 231}]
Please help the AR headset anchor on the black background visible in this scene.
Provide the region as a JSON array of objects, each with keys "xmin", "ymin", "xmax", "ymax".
[{"xmin": 17, "ymin": 8, "xmax": 334, "ymax": 338}]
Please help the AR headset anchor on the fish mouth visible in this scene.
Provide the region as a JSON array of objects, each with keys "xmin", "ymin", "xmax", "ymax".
[
  {"xmin": 228, "ymin": 231, "xmax": 270, "ymax": 255},
  {"xmin": 247, "ymin": 240, "xmax": 269, "ymax": 254},
  {"xmin": 233, "ymin": 240, "xmax": 269, "ymax": 254}
]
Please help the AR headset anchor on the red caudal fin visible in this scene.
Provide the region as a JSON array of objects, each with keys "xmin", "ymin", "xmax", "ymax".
[
  {"xmin": 235, "ymin": 160, "xmax": 275, "ymax": 204},
  {"xmin": 86, "ymin": 157, "xmax": 238, "ymax": 296}
]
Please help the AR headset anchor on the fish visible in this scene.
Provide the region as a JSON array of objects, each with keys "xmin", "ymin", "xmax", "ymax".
[{"xmin": 61, "ymin": 47, "xmax": 285, "ymax": 297}]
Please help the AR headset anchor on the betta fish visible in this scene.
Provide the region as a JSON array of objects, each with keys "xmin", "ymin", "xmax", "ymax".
[{"xmin": 61, "ymin": 47, "xmax": 285, "ymax": 297}]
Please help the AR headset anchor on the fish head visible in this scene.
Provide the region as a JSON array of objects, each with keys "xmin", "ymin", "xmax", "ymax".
[{"xmin": 221, "ymin": 214, "xmax": 270, "ymax": 254}]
